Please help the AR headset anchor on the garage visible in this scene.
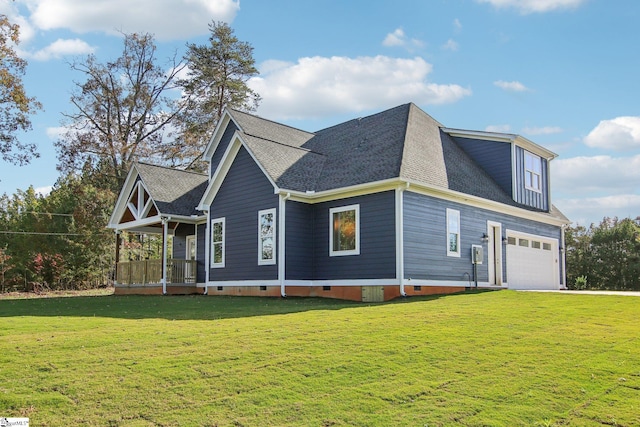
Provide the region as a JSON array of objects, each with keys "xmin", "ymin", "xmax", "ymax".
[{"xmin": 506, "ymin": 231, "xmax": 559, "ymax": 290}]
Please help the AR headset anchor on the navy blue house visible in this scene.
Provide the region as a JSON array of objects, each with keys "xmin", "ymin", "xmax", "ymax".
[{"xmin": 109, "ymin": 103, "xmax": 569, "ymax": 301}]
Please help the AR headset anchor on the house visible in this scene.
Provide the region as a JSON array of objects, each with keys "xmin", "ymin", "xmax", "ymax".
[{"xmin": 108, "ymin": 103, "xmax": 569, "ymax": 301}]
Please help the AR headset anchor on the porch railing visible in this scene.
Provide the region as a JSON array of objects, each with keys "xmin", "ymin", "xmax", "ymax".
[{"xmin": 116, "ymin": 259, "xmax": 197, "ymax": 285}]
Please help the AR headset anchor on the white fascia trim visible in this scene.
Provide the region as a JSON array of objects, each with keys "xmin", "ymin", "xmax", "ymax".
[
  {"xmin": 279, "ymin": 177, "xmax": 567, "ymax": 226},
  {"xmin": 278, "ymin": 178, "xmax": 401, "ymax": 204},
  {"xmin": 197, "ymin": 133, "xmax": 279, "ymax": 211},
  {"xmin": 404, "ymin": 179, "xmax": 569, "ymax": 227},
  {"xmin": 442, "ymin": 128, "xmax": 557, "ymax": 160},
  {"xmin": 108, "ymin": 164, "xmax": 141, "ymax": 227},
  {"xmin": 202, "ymin": 109, "xmax": 241, "ymax": 161}
]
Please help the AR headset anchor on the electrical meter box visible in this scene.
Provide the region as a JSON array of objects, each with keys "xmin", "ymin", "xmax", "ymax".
[{"xmin": 471, "ymin": 245, "xmax": 483, "ymax": 264}]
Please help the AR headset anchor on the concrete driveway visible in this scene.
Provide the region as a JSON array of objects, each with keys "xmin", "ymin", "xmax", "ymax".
[{"xmin": 522, "ymin": 289, "xmax": 640, "ymax": 296}]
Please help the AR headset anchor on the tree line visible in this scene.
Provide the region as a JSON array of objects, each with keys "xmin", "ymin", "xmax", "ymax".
[
  {"xmin": 1, "ymin": 11, "xmax": 639, "ymax": 292},
  {"xmin": 1, "ymin": 15, "xmax": 259, "ymax": 291}
]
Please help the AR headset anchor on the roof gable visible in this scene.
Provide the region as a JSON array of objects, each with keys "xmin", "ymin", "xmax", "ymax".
[{"xmin": 109, "ymin": 163, "xmax": 208, "ymax": 229}]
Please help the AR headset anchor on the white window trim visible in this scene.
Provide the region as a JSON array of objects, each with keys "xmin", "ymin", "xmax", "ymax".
[
  {"xmin": 524, "ymin": 151, "xmax": 542, "ymax": 193},
  {"xmin": 210, "ymin": 217, "xmax": 225, "ymax": 268},
  {"xmin": 446, "ymin": 208, "xmax": 461, "ymax": 258},
  {"xmin": 329, "ymin": 204, "xmax": 360, "ymax": 257},
  {"xmin": 258, "ymin": 208, "xmax": 276, "ymax": 266}
]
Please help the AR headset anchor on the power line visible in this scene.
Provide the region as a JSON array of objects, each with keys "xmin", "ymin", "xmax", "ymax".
[{"xmin": 0, "ymin": 231, "xmax": 83, "ymax": 236}]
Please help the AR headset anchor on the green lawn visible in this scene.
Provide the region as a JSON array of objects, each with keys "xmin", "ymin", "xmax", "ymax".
[{"xmin": 0, "ymin": 290, "xmax": 638, "ymax": 426}]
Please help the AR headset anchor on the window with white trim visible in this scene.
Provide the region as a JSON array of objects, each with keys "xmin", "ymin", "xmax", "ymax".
[
  {"xmin": 446, "ymin": 208, "xmax": 461, "ymax": 257},
  {"xmin": 258, "ymin": 208, "xmax": 276, "ymax": 265},
  {"xmin": 329, "ymin": 204, "xmax": 360, "ymax": 256},
  {"xmin": 211, "ymin": 217, "xmax": 225, "ymax": 268},
  {"xmin": 524, "ymin": 151, "xmax": 542, "ymax": 192}
]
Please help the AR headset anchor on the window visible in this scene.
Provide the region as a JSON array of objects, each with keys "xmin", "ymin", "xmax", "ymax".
[
  {"xmin": 519, "ymin": 238, "xmax": 529, "ymax": 247},
  {"xmin": 532, "ymin": 241, "xmax": 541, "ymax": 249},
  {"xmin": 507, "ymin": 236, "xmax": 516, "ymax": 245},
  {"xmin": 524, "ymin": 151, "xmax": 542, "ymax": 192},
  {"xmin": 542, "ymin": 242, "xmax": 552, "ymax": 251},
  {"xmin": 211, "ymin": 217, "xmax": 225, "ymax": 268},
  {"xmin": 446, "ymin": 208, "xmax": 460, "ymax": 257},
  {"xmin": 258, "ymin": 208, "xmax": 276, "ymax": 265},
  {"xmin": 329, "ymin": 204, "xmax": 360, "ymax": 256}
]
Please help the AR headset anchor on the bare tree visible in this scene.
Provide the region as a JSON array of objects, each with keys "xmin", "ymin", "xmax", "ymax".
[{"xmin": 56, "ymin": 32, "xmax": 186, "ymax": 190}]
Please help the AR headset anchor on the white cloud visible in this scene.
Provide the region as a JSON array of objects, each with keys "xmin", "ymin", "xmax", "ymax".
[
  {"xmin": 494, "ymin": 80, "xmax": 530, "ymax": 92},
  {"xmin": 522, "ymin": 126, "xmax": 563, "ymax": 135},
  {"xmin": 552, "ymin": 155, "xmax": 640, "ymax": 197},
  {"xmin": 453, "ymin": 19, "xmax": 462, "ymax": 32},
  {"xmin": 383, "ymin": 28, "xmax": 406, "ymax": 47},
  {"xmin": 27, "ymin": 38, "xmax": 95, "ymax": 61},
  {"xmin": 442, "ymin": 39, "xmax": 459, "ymax": 51},
  {"xmin": 555, "ymin": 195, "xmax": 640, "ymax": 226},
  {"xmin": 476, "ymin": 0, "xmax": 587, "ymax": 14},
  {"xmin": 382, "ymin": 28, "xmax": 424, "ymax": 50},
  {"xmin": 25, "ymin": 0, "xmax": 240, "ymax": 40},
  {"xmin": 584, "ymin": 116, "xmax": 640, "ymax": 151},
  {"xmin": 485, "ymin": 124, "xmax": 512, "ymax": 133},
  {"xmin": 34, "ymin": 185, "xmax": 53, "ymax": 197},
  {"xmin": 249, "ymin": 56, "xmax": 472, "ymax": 120},
  {"xmin": 46, "ymin": 127, "xmax": 67, "ymax": 140}
]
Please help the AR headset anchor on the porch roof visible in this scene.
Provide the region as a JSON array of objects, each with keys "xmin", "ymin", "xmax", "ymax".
[{"xmin": 108, "ymin": 163, "xmax": 208, "ymax": 233}]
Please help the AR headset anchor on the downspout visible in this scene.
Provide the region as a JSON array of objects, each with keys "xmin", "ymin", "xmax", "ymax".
[
  {"xmin": 203, "ymin": 209, "xmax": 209, "ymax": 295},
  {"xmin": 560, "ymin": 224, "xmax": 567, "ymax": 290},
  {"xmin": 161, "ymin": 216, "xmax": 170, "ymax": 295},
  {"xmin": 398, "ymin": 183, "xmax": 410, "ymax": 297},
  {"xmin": 278, "ymin": 192, "xmax": 291, "ymax": 297}
]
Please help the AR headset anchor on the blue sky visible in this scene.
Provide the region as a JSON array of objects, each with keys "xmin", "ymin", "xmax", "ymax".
[{"xmin": 2, "ymin": 0, "xmax": 639, "ymax": 225}]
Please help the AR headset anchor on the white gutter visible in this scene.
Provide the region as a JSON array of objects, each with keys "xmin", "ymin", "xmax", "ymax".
[{"xmin": 278, "ymin": 192, "xmax": 291, "ymax": 297}]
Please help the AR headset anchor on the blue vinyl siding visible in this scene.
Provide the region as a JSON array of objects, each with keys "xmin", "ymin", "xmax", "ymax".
[
  {"xmin": 403, "ymin": 191, "xmax": 562, "ymax": 284},
  {"xmin": 514, "ymin": 146, "xmax": 549, "ymax": 211},
  {"xmin": 453, "ymin": 137, "xmax": 513, "ymax": 197},
  {"xmin": 210, "ymin": 122, "xmax": 239, "ymax": 178},
  {"xmin": 208, "ymin": 146, "xmax": 279, "ymax": 281},
  {"xmin": 285, "ymin": 201, "xmax": 314, "ymax": 280},
  {"xmin": 173, "ymin": 223, "xmax": 206, "ymax": 283},
  {"xmin": 311, "ymin": 191, "xmax": 396, "ymax": 280}
]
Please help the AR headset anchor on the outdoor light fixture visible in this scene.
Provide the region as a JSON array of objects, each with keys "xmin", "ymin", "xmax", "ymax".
[{"xmin": 481, "ymin": 233, "xmax": 490, "ymax": 243}]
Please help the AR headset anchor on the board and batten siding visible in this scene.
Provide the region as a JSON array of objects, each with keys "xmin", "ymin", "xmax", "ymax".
[
  {"xmin": 403, "ymin": 191, "xmax": 562, "ymax": 284},
  {"xmin": 310, "ymin": 191, "xmax": 396, "ymax": 280},
  {"xmin": 514, "ymin": 146, "xmax": 549, "ymax": 211},
  {"xmin": 453, "ymin": 137, "xmax": 513, "ymax": 197},
  {"xmin": 285, "ymin": 201, "xmax": 314, "ymax": 280},
  {"xmin": 208, "ymin": 146, "xmax": 279, "ymax": 281},
  {"xmin": 210, "ymin": 122, "xmax": 239, "ymax": 179}
]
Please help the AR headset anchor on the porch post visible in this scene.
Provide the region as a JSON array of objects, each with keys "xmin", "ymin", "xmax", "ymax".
[
  {"xmin": 161, "ymin": 217, "xmax": 169, "ymax": 295},
  {"xmin": 114, "ymin": 230, "xmax": 121, "ymax": 286}
]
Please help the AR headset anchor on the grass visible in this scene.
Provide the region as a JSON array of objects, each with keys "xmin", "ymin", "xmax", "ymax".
[{"xmin": 0, "ymin": 290, "xmax": 638, "ymax": 426}]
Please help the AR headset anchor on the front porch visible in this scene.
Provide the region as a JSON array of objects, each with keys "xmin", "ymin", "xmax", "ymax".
[{"xmin": 115, "ymin": 259, "xmax": 202, "ymax": 295}]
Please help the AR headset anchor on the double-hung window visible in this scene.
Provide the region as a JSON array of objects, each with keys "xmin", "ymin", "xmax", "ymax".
[
  {"xmin": 329, "ymin": 204, "xmax": 360, "ymax": 256},
  {"xmin": 211, "ymin": 217, "xmax": 225, "ymax": 268},
  {"xmin": 258, "ymin": 208, "xmax": 276, "ymax": 265},
  {"xmin": 446, "ymin": 208, "xmax": 460, "ymax": 257},
  {"xmin": 524, "ymin": 151, "xmax": 542, "ymax": 192}
]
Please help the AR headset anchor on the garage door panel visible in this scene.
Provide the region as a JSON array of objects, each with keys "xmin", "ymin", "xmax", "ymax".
[{"xmin": 506, "ymin": 232, "xmax": 558, "ymax": 290}]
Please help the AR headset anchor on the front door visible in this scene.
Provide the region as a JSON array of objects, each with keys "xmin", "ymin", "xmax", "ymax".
[
  {"xmin": 186, "ymin": 235, "xmax": 196, "ymax": 282},
  {"xmin": 487, "ymin": 222, "xmax": 503, "ymax": 286}
]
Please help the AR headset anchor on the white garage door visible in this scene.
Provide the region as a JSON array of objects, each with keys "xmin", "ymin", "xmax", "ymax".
[{"xmin": 506, "ymin": 231, "xmax": 559, "ymax": 290}]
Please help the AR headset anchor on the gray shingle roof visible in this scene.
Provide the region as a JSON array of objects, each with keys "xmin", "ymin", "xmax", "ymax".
[
  {"xmin": 226, "ymin": 103, "xmax": 567, "ymax": 221},
  {"xmin": 135, "ymin": 163, "xmax": 208, "ymax": 217}
]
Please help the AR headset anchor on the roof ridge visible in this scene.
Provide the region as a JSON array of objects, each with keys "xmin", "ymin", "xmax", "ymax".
[
  {"xmin": 135, "ymin": 161, "xmax": 207, "ymax": 177},
  {"xmin": 229, "ymin": 108, "xmax": 315, "ymax": 137},
  {"xmin": 241, "ymin": 131, "xmax": 323, "ymax": 155}
]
